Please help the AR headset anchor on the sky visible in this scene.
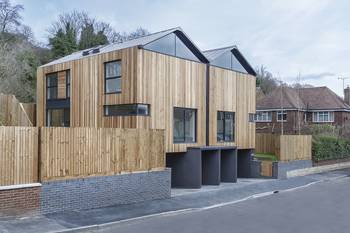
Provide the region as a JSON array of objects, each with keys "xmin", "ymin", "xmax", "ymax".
[{"xmin": 13, "ymin": 0, "xmax": 350, "ymax": 96}]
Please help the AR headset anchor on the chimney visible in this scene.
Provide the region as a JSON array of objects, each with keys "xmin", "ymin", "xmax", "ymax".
[{"xmin": 344, "ymin": 85, "xmax": 350, "ymax": 105}]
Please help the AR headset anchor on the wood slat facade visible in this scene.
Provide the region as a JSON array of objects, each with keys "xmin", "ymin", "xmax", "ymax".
[
  {"xmin": 37, "ymin": 46, "xmax": 256, "ymax": 153},
  {"xmin": 208, "ymin": 66, "xmax": 256, "ymax": 149}
]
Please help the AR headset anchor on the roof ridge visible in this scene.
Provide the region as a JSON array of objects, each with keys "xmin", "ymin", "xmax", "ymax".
[{"xmin": 203, "ymin": 45, "xmax": 237, "ymax": 52}]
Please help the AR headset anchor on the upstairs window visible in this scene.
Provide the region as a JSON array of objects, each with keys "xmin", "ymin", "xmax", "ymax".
[
  {"xmin": 277, "ymin": 111, "xmax": 287, "ymax": 122},
  {"xmin": 105, "ymin": 61, "xmax": 121, "ymax": 94},
  {"xmin": 312, "ymin": 111, "xmax": 334, "ymax": 123},
  {"xmin": 173, "ymin": 107, "xmax": 196, "ymax": 143},
  {"xmin": 46, "ymin": 73, "xmax": 58, "ymax": 100},
  {"xmin": 66, "ymin": 70, "xmax": 70, "ymax": 98},
  {"xmin": 212, "ymin": 50, "xmax": 247, "ymax": 73},
  {"xmin": 255, "ymin": 111, "xmax": 272, "ymax": 122},
  {"xmin": 217, "ymin": 111, "xmax": 235, "ymax": 142},
  {"xmin": 144, "ymin": 32, "xmax": 200, "ymax": 62},
  {"xmin": 104, "ymin": 104, "xmax": 149, "ymax": 116}
]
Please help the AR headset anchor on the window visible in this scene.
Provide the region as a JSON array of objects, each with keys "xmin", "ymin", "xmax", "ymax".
[
  {"xmin": 46, "ymin": 73, "xmax": 58, "ymax": 100},
  {"xmin": 173, "ymin": 108, "xmax": 196, "ymax": 143},
  {"xmin": 47, "ymin": 108, "xmax": 70, "ymax": 127},
  {"xmin": 104, "ymin": 104, "xmax": 149, "ymax": 116},
  {"xmin": 175, "ymin": 36, "xmax": 200, "ymax": 61},
  {"xmin": 277, "ymin": 111, "xmax": 287, "ymax": 122},
  {"xmin": 144, "ymin": 33, "xmax": 175, "ymax": 56},
  {"xmin": 105, "ymin": 61, "xmax": 121, "ymax": 94},
  {"xmin": 312, "ymin": 111, "xmax": 334, "ymax": 122},
  {"xmin": 212, "ymin": 50, "xmax": 248, "ymax": 73},
  {"xmin": 248, "ymin": 113, "xmax": 255, "ymax": 123},
  {"xmin": 255, "ymin": 111, "xmax": 272, "ymax": 122},
  {"xmin": 66, "ymin": 70, "xmax": 70, "ymax": 98},
  {"xmin": 217, "ymin": 111, "xmax": 235, "ymax": 142},
  {"xmin": 144, "ymin": 32, "xmax": 200, "ymax": 62}
]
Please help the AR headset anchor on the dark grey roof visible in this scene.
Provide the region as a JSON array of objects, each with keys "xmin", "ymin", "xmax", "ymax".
[
  {"xmin": 42, "ymin": 27, "xmax": 208, "ymax": 67},
  {"xmin": 203, "ymin": 46, "xmax": 256, "ymax": 76}
]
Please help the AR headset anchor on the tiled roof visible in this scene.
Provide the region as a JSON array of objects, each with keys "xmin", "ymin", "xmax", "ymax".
[{"xmin": 257, "ymin": 86, "xmax": 350, "ymax": 110}]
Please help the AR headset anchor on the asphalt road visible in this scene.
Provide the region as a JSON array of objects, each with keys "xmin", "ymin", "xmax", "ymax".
[{"xmin": 99, "ymin": 176, "xmax": 350, "ymax": 233}]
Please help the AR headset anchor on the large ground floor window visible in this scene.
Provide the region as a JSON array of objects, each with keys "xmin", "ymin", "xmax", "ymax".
[
  {"xmin": 173, "ymin": 107, "xmax": 196, "ymax": 143},
  {"xmin": 217, "ymin": 111, "xmax": 235, "ymax": 142},
  {"xmin": 47, "ymin": 108, "xmax": 70, "ymax": 127},
  {"xmin": 312, "ymin": 111, "xmax": 334, "ymax": 122}
]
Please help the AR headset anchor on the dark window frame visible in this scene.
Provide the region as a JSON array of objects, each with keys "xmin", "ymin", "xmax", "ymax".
[
  {"xmin": 46, "ymin": 107, "xmax": 70, "ymax": 127},
  {"xmin": 217, "ymin": 111, "xmax": 235, "ymax": 142},
  {"xmin": 46, "ymin": 72, "xmax": 58, "ymax": 100},
  {"xmin": 104, "ymin": 60, "xmax": 122, "ymax": 94},
  {"xmin": 66, "ymin": 70, "xmax": 70, "ymax": 98},
  {"xmin": 173, "ymin": 107, "xmax": 197, "ymax": 143},
  {"xmin": 104, "ymin": 104, "xmax": 150, "ymax": 116},
  {"xmin": 143, "ymin": 32, "xmax": 202, "ymax": 63}
]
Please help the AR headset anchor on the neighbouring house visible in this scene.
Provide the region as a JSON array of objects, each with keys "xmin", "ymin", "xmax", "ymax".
[
  {"xmin": 36, "ymin": 27, "xmax": 256, "ymax": 188},
  {"xmin": 256, "ymin": 86, "xmax": 350, "ymax": 134}
]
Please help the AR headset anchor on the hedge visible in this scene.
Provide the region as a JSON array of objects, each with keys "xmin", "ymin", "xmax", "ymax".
[{"xmin": 313, "ymin": 136, "xmax": 350, "ymax": 162}]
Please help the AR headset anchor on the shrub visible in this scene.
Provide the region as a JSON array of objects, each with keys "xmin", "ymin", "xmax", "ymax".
[{"xmin": 313, "ymin": 136, "xmax": 350, "ymax": 162}]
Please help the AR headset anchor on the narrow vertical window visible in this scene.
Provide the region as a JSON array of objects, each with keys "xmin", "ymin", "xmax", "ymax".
[
  {"xmin": 46, "ymin": 73, "xmax": 58, "ymax": 100},
  {"xmin": 105, "ymin": 61, "xmax": 122, "ymax": 94},
  {"xmin": 66, "ymin": 70, "xmax": 70, "ymax": 98}
]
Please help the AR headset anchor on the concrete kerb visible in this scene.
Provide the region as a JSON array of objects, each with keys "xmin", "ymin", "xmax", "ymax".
[{"xmin": 287, "ymin": 161, "xmax": 350, "ymax": 178}]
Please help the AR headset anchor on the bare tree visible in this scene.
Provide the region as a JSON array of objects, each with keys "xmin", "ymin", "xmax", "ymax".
[{"xmin": 0, "ymin": 0, "xmax": 23, "ymax": 33}]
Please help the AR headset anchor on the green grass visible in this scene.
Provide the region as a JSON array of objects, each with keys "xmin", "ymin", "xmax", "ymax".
[{"xmin": 254, "ymin": 153, "xmax": 278, "ymax": 161}]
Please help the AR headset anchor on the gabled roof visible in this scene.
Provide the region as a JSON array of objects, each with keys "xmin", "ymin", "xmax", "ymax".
[
  {"xmin": 203, "ymin": 46, "xmax": 256, "ymax": 76},
  {"xmin": 257, "ymin": 86, "xmax": 350, "ymax": 111},
  {"xmin": 42, "ymin": 27, "xmax": 208, "ymax": 67}
]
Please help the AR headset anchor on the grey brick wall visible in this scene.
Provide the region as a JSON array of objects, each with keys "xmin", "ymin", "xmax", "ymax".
[{"xmin": 41, "ymin": 169, "xmax": 171, "ymax": 214}]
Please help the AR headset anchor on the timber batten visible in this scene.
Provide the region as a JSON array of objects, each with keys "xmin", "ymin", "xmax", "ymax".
[{"xmin": 37, "ymin": 29, "xmax": 256, "ymax": 154}]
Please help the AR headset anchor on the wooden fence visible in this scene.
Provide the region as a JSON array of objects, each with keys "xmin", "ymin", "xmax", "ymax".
[
  {"xmin": 40, "ymin": 127, "xmax": 165, "ymax": 181},
  {"xmin": 0, "ymin": 94, "xmax": 35, "ymax": 126},
  {"xmin": 255, "ymin": 133, "xmax": 312, "ymax": 161},
  {"xmin": 0, "ymin": 126, "xmax": 165, "ymax": 185},
  {"xmin": 0, "ymin": 127, "xmax": 38, "ymax": 186}
]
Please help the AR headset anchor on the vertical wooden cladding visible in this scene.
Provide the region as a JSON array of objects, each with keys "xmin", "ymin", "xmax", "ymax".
[
  {"xmin": 137, "ymin": 50, "xmax": 207, "ymax": 153},
  {"xmin": 36, "ymin": 47, "xmax": 138, "ymax": 128},
  {"xmin": 0, "ymin": 94, "xmax": 34, "ymax": 126},
  {"xmin": 255, "ymin": 133, "xmax": 312, "ymax": 161},
  {"xmin": 40, "ymin": 127, "xmax": 165, "ymax": 181},
  {"xmin": 208, "ymin": 66, "xmax": 256, "ymax": 149},
  {"xmin": 0, "ymin": 127, "xmax": 38, "ymax": 186},
  {"xmin": 236, "ymin": 72, "xmax": 256, "ymax": 149},
  {"xmin": 208, "ymin": 66, "xmax": 237, "ymax": 147}
]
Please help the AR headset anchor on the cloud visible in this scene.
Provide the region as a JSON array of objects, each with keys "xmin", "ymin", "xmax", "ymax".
[{"xmin": 301, "ymin": 72, "xmax": 336, "ymax": 81}]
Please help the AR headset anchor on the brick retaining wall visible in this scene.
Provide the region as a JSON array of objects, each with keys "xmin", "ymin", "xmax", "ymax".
[
  {"xmin": 40, "ymin": 169, "xmax": 171, "ymax": 214},
  {"xmin": 0, "ymin": 170, "xmax": 171, "ymax": 216},
  {"xmin": 0, "ymin": 184, "xmax": 41, "ymax": 216}
]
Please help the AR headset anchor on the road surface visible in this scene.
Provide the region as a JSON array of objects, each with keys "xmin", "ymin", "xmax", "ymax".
[{"xmin": 100, "ymin": 175, "xmax": 350, "ymax": 233}]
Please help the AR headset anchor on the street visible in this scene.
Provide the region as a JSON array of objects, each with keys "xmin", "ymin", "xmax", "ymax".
[{"xmin": 100, "ymin": 176, "xmax": 350, "ymax": 233}]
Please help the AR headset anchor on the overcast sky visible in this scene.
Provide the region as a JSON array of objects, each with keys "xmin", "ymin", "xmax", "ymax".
[{"xmin": 13, "ymin": 0, "xmax": 350, "ymax": 96}]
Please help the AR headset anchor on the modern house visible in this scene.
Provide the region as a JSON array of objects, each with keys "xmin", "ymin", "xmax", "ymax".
[
  {"xmin": 256, "ymin": 86, "xmax": 350, "ymax": 133},
  {"xmin": 36, "ymin": 27, "xmax": 256, "ymax": 188}
]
